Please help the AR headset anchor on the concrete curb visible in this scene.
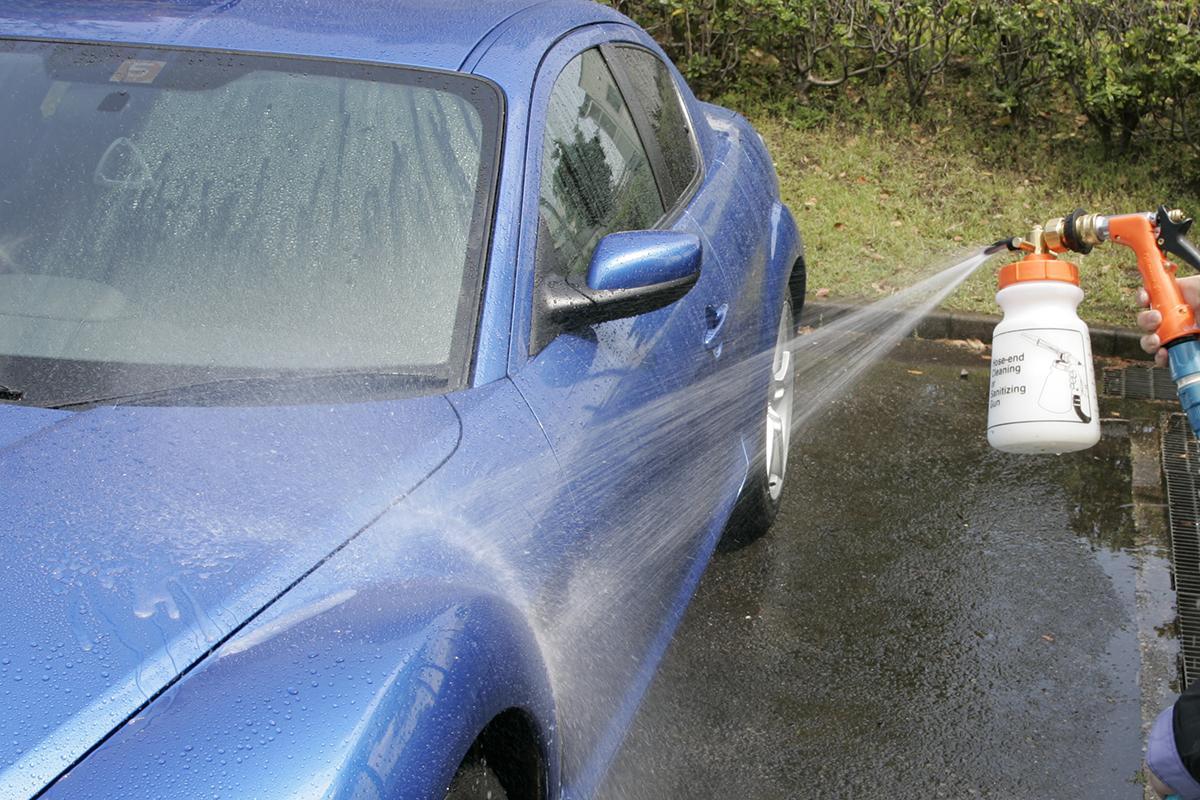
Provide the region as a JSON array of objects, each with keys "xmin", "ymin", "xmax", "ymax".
[{"xmin": 798, "ymin": 300, "xmax": 1152, "ymax": 361}]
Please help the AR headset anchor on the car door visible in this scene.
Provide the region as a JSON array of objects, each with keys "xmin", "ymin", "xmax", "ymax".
[
  {"xmin": 503, "ymin": 37, "xmax": 747, "ymax": 784},
  {"xmin": 609, "ymin": 42, "xmax": 777, "ymax": 437}
]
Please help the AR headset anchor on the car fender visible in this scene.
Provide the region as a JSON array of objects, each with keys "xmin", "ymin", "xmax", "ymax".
[
  {"xmin": 40, "ymin": 581, "xmax": 558, "ymax": 800},
  {"xmin": 722, "ymin": 108, "xmax": 804, "ymax": 329},
  {"xmin": 771, "ymin": 200, "xmax": 805, "ymax": 317}
]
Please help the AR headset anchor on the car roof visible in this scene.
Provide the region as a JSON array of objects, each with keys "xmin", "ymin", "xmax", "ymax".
[{"xmin": 0, "ymin": 0, "xmax": 624, "ymax": 72}]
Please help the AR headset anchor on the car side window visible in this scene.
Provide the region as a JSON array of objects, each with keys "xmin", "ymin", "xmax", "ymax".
[
  {"xmin": 612, "ymin": 46, "xmax": 701, "ymax": 209},
  {"xmin": 538, "ymin": 48, "xmax": 664, "ymax": 286}
]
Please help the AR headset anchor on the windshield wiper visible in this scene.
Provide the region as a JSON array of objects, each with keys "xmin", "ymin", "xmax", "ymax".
[
  {"xmin": 0, "ymin": 383, "xmax": 24, "ymax": 402},
  {"xmin": 45, "ymin": 370, "xmax": 448, "ymax": 410}
]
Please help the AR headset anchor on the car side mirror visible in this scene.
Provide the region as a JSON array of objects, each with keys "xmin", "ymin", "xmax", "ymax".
[{"xmin": 540, "ymin": 230, "xmax": 702, "ymax": 332}]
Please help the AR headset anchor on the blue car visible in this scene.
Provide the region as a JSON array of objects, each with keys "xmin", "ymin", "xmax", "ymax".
[{"xmin": 0, "ymin": 1, "xmax": 804, "ymax": 798}]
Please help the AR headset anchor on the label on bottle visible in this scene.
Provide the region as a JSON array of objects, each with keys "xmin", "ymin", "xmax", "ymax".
[{"xmin": 987, "ymin": 327, "xmax": 1095, "ymax": 429}]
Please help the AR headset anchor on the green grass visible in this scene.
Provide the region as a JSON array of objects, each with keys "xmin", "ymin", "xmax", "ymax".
[{"xmin": 747, "ymin": 99, "xmax": 1200, "ymax": 327}]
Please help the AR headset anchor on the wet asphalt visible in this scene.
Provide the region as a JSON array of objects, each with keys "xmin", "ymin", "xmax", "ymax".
[{"xmin": 597, "ymin": 338, "xmax": 1176, "ymax": 800}]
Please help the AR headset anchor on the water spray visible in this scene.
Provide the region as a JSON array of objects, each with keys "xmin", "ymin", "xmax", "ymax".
[{"xmin": 986, "ymin": 206, "xmax": 1200, "ymax": 453}]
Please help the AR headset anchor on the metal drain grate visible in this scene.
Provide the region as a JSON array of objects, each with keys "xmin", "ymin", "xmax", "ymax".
[
  {"xmin": 1103, "ymin": 365, "xmax": 1177, "ymax": 400},
  {"xmin": 1163, "ymin": 413, "xmax": 1200, "ymax": 685}
]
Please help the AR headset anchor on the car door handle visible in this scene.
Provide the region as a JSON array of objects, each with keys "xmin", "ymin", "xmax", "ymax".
[{"xmin": 704, "ymin": 303, "xmax": 729, "ymax": 353}]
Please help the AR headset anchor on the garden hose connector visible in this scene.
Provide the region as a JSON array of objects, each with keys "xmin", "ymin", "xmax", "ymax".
[
  {"xmin": 1041, "ymin": 209, "xmax": 1109, "ymax": 254},
  {"xmin": 989, "ymin": 205, "xmax": 1200, "ymax": 446},
  {"xmin": 1170, "ymin": 338, "xmax": 1200, "ymax": 438}
]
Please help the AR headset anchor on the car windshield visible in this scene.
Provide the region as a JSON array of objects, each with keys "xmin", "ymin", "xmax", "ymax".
[{"xmin": 0, "ymin": 40, "xmax": 502, "ymax": 407}]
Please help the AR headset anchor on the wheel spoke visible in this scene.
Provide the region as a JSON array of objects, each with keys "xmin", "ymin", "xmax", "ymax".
[{"xmin": 764, "ymin": 299, "xmax": 795, "ymax": 502}]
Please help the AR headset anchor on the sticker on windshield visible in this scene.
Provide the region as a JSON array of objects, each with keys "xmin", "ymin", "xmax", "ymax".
[
  {"xmin": 111, "ymin": 59, "xmax": 165, "ymax": 84},
  {"xmin": 40, "ymin": 81, "xmax": 69, "ymax": 118}
]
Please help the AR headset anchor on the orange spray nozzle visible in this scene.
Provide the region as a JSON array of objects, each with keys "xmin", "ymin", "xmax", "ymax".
[
  {"xmin": 1105, "ymin": 211, "xmax": 1200, "ymax": 346},
  {"xmin": 1006, "ymin": 207, "xmax": 1200, "ymax": 347}
]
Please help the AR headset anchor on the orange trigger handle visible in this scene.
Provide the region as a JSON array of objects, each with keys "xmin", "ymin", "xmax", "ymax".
[{"xmin": 1107, "ymin": 213, "xmax": 1200, "ymax": 347}]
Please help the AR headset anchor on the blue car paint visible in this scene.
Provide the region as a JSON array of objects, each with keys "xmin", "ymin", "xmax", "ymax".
[
  {"xmin": 40, "ymin": 586, "xmax": 555, "ymax": 800},
  {"xmin": 0, "ymin": 397, "xmax": 461, "ymax": 799},
  {"xmin": 0, "ymin": 404, "xmax": 71, "ymax": 449},
  {"xmin": 38, "ymin": 376, "xmax": 564, "ymax": 800},
  {"xmin": 585, "ymin": 231, "xmax": 702, "ymax": 292},
  {"xmin": 480, "ymin": 22, "xmax": 770, "ymax": 797},
  {"xmin": 0, "ymin": 1, "xmax": 803, "ymax": 798},
  {"xmin": 0, "ymin": 0, "xmax": 549, "ymax": 72}
]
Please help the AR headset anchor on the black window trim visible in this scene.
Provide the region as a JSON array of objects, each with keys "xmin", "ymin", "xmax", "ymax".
[{"xmin": 0, "ymin": 34, "xmax": 507, "ymax": 394}]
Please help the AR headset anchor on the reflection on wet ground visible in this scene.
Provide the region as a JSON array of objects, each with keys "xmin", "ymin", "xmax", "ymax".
[{"xmin": 598, "ymin": 339, "xmax": 1174, "ymax": 800}]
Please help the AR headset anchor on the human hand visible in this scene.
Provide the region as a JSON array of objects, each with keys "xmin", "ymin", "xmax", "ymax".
[{"xmin": 1137, "ymin": 276, "xmax": 1200, "ymax": 368}]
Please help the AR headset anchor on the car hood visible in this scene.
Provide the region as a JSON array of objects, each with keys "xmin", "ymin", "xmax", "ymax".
[{"xmin": 0, "ymin": 397, "xmax": 461, "ymax": 799}]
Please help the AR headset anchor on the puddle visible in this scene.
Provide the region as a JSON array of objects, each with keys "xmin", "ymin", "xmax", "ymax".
[{"xmin": 598, "ymin": 340, "xmax": 1160, "ymax": 800}]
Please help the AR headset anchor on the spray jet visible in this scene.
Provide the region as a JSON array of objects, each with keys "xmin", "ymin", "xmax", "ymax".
[{"xmin": 988, "ymin": 206, "xmax": 1200, "ymax": 446}]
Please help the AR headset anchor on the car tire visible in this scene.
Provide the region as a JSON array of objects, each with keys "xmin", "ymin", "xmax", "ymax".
[
  {"xmin": 720, "ymin": 292, "xmax": 796, "ymax": 550},
  {"xmin": 445, "ymin": 749, "xmax": 509, "ymax": 800}
]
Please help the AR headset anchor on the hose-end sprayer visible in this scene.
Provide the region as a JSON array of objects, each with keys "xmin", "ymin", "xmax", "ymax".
[{"xmin": 987, "ymin": 206, "xmax": 1200, "ymax": 453}]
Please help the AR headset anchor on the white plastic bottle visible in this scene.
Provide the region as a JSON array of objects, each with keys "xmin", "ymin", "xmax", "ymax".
[{"xmin": 987, "ymin": 256, "xmax": 1100, "ymax": 454}]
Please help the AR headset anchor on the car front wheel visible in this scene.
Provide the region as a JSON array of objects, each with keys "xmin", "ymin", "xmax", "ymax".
[{"xmin": 722, "ymin": 293, "xmax": 795, "ymax": 548}]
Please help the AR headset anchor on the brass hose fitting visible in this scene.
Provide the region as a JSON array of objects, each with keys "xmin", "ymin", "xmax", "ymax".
[
  {"xmin": 1041, "ymin": 209, "xmax": 1108, "ymax": 255},
  {"xmin": 999, "ymin": 207, "xmax": 1192, "ymax": 262},
  {"xmin": 1041, "ymin": 217, "xmax": 1068, "ymax": 252}
]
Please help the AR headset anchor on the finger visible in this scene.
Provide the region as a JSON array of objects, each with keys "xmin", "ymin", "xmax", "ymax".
[
  {"xmin": 1157, "ymin": 348, "xmax": 1170, "ymax": 368},
  {"xmin": 1141, "ymin": 332, "xmax": 1161, "ymax": 354},
  {"xmin": 1138, "ymin": 287, "xmax": 1150, "ymax": 307},
  {"xmin": 1180, "ymin": 275, "xmax": 1200, "ymax": 309},
  {"xmin": 1138, "ymin": 309, "xmax": 1163, "ymax": 332}
]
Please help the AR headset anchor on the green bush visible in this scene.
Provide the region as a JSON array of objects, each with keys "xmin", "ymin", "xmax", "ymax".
[
  {"xmin": 604, "ymin": 0, "xmax": 1200, "ymax": 172},
  {"xmin": 967, "ymin": 0, "xmax": 1057, "ymax": 119}
]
